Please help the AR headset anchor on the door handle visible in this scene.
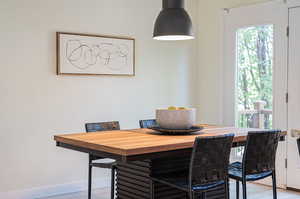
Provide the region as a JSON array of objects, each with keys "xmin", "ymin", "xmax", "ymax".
[{"xmin": 291, "ymin": 129, "xmax": 300, "ymax": 138}]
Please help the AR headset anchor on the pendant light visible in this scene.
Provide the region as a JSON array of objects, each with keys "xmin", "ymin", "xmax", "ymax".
[{"xmin": 153, "ymin": 0, "xmax": 194, "ymax": 41}]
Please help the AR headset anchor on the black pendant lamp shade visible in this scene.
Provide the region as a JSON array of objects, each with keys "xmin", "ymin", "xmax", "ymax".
[{"xmin": 153, "ymin": 0, "xmax": 194, "ymax": 40}]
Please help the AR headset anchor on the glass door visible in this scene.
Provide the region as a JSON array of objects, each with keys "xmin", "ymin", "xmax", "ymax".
[{"xmin": 223, "ymin": 1, "xmax": 288, "ymax": 187}]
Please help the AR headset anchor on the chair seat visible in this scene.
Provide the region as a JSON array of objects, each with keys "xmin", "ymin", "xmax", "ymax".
[
  {"xmin": 152, "ymin": 171, "xmax": 225, "ymax": 192},
  {"xmin": 229, "ymin": 162, "xmax": 273, "ymax": 181},
  {"xmin": 91, "ymin": 159, "xmax": 116, "ymax": 169}
]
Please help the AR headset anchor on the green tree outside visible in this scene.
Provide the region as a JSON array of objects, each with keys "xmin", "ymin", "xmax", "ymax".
[{"xmin": 236, "ymin": 25, "xmax": 273, "ymax": 129}]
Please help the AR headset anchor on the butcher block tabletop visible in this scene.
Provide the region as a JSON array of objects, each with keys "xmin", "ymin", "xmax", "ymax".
[{"xmin": 54, "ymin": 125, "xmax": 287, "ymax": 156}]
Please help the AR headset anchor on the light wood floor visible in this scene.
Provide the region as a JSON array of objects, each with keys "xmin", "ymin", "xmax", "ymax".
[{"xmin": 42, "ymin": 183, "xmax": 300, "ymax": 199}]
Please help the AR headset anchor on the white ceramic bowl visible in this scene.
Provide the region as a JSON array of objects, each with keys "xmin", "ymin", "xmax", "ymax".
[{"xmin": 156, "ymin": 108, "xmax": 196, "ymax": 129}]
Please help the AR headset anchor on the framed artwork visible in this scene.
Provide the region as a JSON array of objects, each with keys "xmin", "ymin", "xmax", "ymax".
[{"xmin": 56, "ymin": 32, "xmax": 135, "ymax": 76}]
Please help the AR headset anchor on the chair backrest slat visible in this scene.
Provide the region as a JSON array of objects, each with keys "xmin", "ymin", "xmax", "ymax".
[
  {"xmin": 85, "ymin": 121, "xmax": 120, "ymax": 133},
  {"xmin": 139, "ymin": 119, "xmax": 157, "ymax": 128},
  {"xmin": 189, "ymin": 134, "xmax": 234, "ymax": 187},
  {"xmin": 243, "ymin": 130, "xmax": 281, "ymax": 175}
]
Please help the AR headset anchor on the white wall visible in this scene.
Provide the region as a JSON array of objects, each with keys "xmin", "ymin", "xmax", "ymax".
[
  {"xmin": 0, "ymin": 0, "xmax": 198, "ymax": 197},
  {"xmin": 196, "ymin": 0, "xmax": 269, "ymax": 124}
]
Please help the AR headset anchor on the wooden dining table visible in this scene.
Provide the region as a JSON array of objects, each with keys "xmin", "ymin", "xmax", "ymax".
[{"xmin": 54, "ymin": 125, "xmax": 286, "ymax": 199}]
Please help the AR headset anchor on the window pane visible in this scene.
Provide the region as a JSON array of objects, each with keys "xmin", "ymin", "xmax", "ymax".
[{"xmin": 236, "ymin": 25, "xmax": 273, "ymax": 129}]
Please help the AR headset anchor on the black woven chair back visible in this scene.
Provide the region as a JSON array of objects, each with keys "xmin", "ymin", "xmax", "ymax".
[
  {"xmin": 139, "ymin": 119, "xmax": 158, "ymax": 128},
  {"xmin": 243, "ymin": 130, "xmax": 281, "ymax": 175},
  {"xmin": 189, "ymin": 134, "xmax": 234, "ymax": 187},
  {"xmin": 85, "ymin": 121, "xmax": 120, "ymax": 133}
]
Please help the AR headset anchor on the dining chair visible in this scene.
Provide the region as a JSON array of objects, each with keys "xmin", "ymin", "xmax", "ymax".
[
  {"xmin": 228, "ymin": 130, "xmax": 281, "ymax": 199},
  {"xmin": 85, "ymin": 121, "xmax": 120, "ymax": 199},
  {"xmin": 151, "ymin": 134, "xmax": 234, "ymax": 199},
  {"xmin": 139, "ymin": 119, "xmax": 158, "ymax": 128}
]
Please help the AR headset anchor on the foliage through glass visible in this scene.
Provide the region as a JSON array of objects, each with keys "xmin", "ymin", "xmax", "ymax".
[{"xmin": 236, "ymin": 25, "xmax": 273, "ymax": 129}]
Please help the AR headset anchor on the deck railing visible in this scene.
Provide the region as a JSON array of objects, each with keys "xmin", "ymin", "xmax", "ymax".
[{"xmin": 238, "ymin": 100, "xmax": 272, "ymax": 129}]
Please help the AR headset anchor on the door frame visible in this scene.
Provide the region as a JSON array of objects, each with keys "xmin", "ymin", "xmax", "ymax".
[
  {"xmin": 286, "ymin": 4, "xmax": 300, "ymax": 190},
  {"xmin": 221, "ymin": 0, "xmax": 289, "ymax": 188}
]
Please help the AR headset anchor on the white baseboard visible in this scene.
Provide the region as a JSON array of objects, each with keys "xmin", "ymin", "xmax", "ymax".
[{"xmin": 0, "ymin": 177, "xmax": 110, "ymax": 199}]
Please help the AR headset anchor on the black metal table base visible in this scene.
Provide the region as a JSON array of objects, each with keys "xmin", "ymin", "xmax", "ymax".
[{"xmin": 116, "ymin": 156, "xmax": 226, "ymax": 199}]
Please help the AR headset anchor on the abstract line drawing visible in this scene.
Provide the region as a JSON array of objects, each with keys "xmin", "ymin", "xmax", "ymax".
[
  {"xmin": 57, "ymin": 32, "xmax": 135, "ymax": 76},
  {"xmin": 65, "ymin": 40, "xmax": 129, "ymax": 70}
]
